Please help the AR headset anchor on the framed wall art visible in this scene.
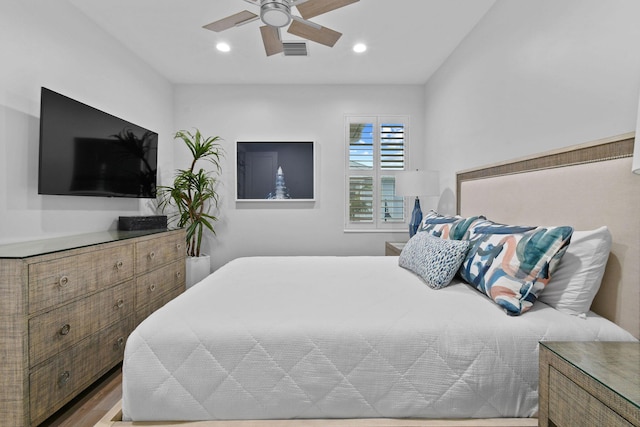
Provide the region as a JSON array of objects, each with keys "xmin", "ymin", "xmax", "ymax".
[{"xmin": 236, "ymin": 141, "xmax": 315, "ymax": 201}]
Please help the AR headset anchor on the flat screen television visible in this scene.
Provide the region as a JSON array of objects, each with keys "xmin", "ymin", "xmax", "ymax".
[{"xmin": 38, "ymin": 87, "xmax": 158, "ymax": 198}]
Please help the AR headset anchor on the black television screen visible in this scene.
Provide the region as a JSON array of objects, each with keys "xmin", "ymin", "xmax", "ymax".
[{"xmin": 38, "ymin": 87, "xmax": 158, "ymax": 198}]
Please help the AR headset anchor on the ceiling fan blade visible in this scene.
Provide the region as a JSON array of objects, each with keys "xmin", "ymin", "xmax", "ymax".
[
  {"xmin": 295, "ymin": 0, "xmax": 359, "ymax": 20},
  {"xmin": 260, "ymin": 26, "xmax": 284, "ymax": 56},
  {"xmin": 203, "ymin": 10, "xmax": 258, "ymax": 32},
  {"xmin": 287, "ymin": 19, "xmax": 341, "ymax": 47}
]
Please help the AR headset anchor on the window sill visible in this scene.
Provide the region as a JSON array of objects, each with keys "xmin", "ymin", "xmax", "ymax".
[{"xmin": 343, "ymin": 229, "xmax": 410, "ymax": 234}]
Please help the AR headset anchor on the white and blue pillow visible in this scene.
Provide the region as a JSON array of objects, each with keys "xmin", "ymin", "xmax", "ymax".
[
  {"xmin": 419, "ymin": 210, "xmax": 485, "ymax": 240},
  {"xmin": 399, "ymin": 232, "xmax": 470, "ymax": 289},
  {"xmin": 458, "ymin": 220, "xmax": 573, "ymax": 316}
]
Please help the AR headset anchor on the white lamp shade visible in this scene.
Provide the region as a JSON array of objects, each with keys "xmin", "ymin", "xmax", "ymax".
[{"xmin": 395, "ymin": 170, "xmax": 440, "ymax": 197}]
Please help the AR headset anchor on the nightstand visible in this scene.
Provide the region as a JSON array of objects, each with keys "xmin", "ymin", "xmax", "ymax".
[
  {"xmin": 539, "ymin": 341, "xmax": 640, "ymax": 427},
  {"xmin": 385, "ymin": 242, "xmax": 406, "ymax": 256}
]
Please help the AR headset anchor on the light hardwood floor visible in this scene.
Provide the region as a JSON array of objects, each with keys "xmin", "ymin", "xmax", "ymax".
[{"xmin": 39, "ymin": 365, "xmax": 123, "ymax": 427}]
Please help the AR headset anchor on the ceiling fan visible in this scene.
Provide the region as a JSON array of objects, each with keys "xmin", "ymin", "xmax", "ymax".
[{"xmin": 203, "ymin": 0, "xmax": 360, "ymax": 56}]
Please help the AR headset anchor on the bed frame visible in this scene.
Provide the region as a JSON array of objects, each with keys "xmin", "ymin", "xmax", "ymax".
[
  {"xmin": 457, "ymin": 132, "xmax": 639, "ymax": 340},
  {"xmin": 97, "ymin": 133, "xmax": 638, "ymax": 427}
]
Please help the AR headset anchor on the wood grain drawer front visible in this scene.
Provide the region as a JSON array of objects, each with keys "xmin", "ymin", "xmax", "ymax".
[
  {"xmin": 28, "ymin": 244, "xmax": 134, "ymax": 314},
  {"xmin": 29, "ymin": 317, "xmax": 132, "ymax": 425},
  {"xmin": 135, "ymin": 284, "xmax": 183, "ymax": 326},
  {"xmin": 549, "ymin": 366, "xmax": 633, "ymax": 427},
  {"xmin": 136, "ymin": 232, "xmax": 185, "ymax": 274},
  {"xmin": 28, "ymin": 280, "xmax": 134, "ymax": 367},
  {"xmin": 135, "ymin": 259, "xmax": 185, "ymax": 309}
]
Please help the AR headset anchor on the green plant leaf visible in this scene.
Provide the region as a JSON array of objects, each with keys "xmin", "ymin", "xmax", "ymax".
[{"xmin": 157, "ymin": 129, "xmax": 224, "ymax": 257}]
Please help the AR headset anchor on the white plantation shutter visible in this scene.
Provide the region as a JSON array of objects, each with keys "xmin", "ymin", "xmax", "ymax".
[
  {"xmin": 349, "ymin": 122, "xmax": 373, "ymax": 170},
  {"xmin": 380, "ymin": 176, "xmax": 403, "ymax": 222},
  {"xmin": 346, "ymin": 116, "xmax": 409, "ymax": 230},
  {"xmin": 349, "ymin": 176, "xmax": 373, "ymax": 222},
  {"xmin": 380, "ymin": 123, "xmax": 405, "ymax": 170}
]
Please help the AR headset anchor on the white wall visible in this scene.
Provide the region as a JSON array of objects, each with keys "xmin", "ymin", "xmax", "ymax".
[
  {"xmin": 173, "ymin": 84, "xmax": 425, "ymax": 270},
  {"xmin": 0, "ymin": 0, "xmax": 173, "ymax": 244},
  {"xmin": 424, "ymin": 0, "xmax": 640, "ymax": 213},
  {"xmin": 4, "ymin": 0, "xmax": 637, "ymax": 268}
]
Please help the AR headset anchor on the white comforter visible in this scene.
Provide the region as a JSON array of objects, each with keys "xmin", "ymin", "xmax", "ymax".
[{"xmin": 122, "ymin": 256, "xmax": 636, "ymax": 421}]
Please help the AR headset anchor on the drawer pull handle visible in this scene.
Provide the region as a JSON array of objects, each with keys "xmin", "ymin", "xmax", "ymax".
[
  {"xmin": 148, "ymin": 251, "xmax": 156, "ymax": 260},
  {"xmin": 176, "ymin": 243, "xmax": 182, "ymax": 251},
  {"xmin": 176, "ymin": 271, "xmax": 182, "ymax": 279},
  {"xmin": 59, "ymin": 324, "xmax": 71, "ymax": 336},
  {"xmin": 59, "ymin": 370, "xmax": 71, "ymax": 386},
  {"xmin": 115, "ymin": 299, "xmax": 124, "ymax": 309},
  {"xmin": 116, "ymin": 260, "xmax": 124, "ymax": 270},
  {"xmin": 116, "ymin": 336, "xmax": 125, "ymax": 348},
  {"xmin": 149, "ymin": 284, "xmax": 157, "ymax": 292},
  {"xmin": 58, "ymin": 276, "xmax": 69, "ymax": 287}
]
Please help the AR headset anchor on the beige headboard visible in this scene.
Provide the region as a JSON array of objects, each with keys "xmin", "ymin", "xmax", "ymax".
[{"xmin": 456, "ymin": 133, "xmax": 639, "ymax": 339}]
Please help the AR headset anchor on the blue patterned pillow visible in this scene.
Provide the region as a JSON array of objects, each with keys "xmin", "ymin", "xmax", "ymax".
[
  {"xmin": 399, "ymin": 232, "xmax": 470, "ymax": 289},
  {"xmin": 419, "ymin": 210, "xmax": 485, "ymax": 240},
  {"xmin": 459, "ymin": 220, "xmax": 573, "ymax": 315}
]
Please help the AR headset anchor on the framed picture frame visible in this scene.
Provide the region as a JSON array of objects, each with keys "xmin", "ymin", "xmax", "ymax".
[{"xmin": 235, "ymin": 141, "xmax": 315, "ymax": 202}]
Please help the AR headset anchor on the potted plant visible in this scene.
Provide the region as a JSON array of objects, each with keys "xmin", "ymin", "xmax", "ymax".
[{"xmin": 158, "ymin": 129, "xmax": 223, "ymax": 287}]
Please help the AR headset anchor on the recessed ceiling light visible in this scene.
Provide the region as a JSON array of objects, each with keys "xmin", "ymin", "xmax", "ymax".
[
  {"xmin": 216, "ymin": 42, "xmax": 231, "ymax": 52},
  {"xmin": 353, "ymin": 43, "xmax": 367, "ymax": 53}
]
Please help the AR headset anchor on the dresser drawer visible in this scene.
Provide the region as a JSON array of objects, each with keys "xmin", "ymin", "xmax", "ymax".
[
  {"xmin": 29, "ymin": 280, "xmax": 134, "ymax": 367},
  {"xmin": 549, "ymin": 366, "xmax": 634, "ymax": 427},
  {"xmin": 28, "ymin": 243, "xmax": 134, "ymax": 314},
  {"xmin": 136, "ymin": 285, "xmax": 183, "ymax": 326},
  {"xmin": 29, "ymin": 317, "xmax": 132, "ymax": 425},
  {"xmin": 135, "ymin": 232, "xmax": 185, "ymax": 274},
  {"xmin": 135, "ymin": 259, "xmax": 185, "ymax": 309}
]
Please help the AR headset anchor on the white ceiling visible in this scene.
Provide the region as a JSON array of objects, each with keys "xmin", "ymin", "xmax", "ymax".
[{"xmin": 67, "ymin": 0, "xmax": 495, "ymax": 85}]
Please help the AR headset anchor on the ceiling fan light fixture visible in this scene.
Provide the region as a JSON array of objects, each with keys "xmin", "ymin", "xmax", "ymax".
[
  {"xmin": 261, "ymin": 0, "xmax": 291, "ymax": 28},
  {"xmin": 205, "ymin": 0, "xmax": 360, "ymax": 57}
]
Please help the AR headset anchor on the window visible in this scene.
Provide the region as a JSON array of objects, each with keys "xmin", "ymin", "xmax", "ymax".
[{"xmin": 345, "ymin": 116, "xmax": 409, "ymax": 230}]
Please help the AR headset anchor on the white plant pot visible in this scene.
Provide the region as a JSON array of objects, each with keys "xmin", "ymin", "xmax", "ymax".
[{"xmin": 185, "ymin": 254, "xmax": 211, "ymax": 289}]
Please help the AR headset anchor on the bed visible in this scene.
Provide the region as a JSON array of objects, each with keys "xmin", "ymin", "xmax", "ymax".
[{"xmin": 101, "ymin": 133, "xmax": 639, "ymax": 426}]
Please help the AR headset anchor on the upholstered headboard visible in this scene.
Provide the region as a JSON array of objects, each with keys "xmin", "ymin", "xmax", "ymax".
[{"xmin": 456, "ymin": 133, "xmax": 639, "ymax": 339}]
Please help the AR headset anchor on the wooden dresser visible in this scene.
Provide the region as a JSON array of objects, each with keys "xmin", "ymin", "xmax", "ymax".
[
  {"xmin": 0, "ymin": 228, "xmax": 186, "ymax": 427},
  {"xmin": 539, "ymin": 341, "xmax": 640, "ymax": 427}
]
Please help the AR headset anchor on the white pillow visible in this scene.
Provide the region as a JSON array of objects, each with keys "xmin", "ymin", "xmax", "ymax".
[{"xmin": 539, "ymin": 226, "xmax": 612, "ymax": 315}]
